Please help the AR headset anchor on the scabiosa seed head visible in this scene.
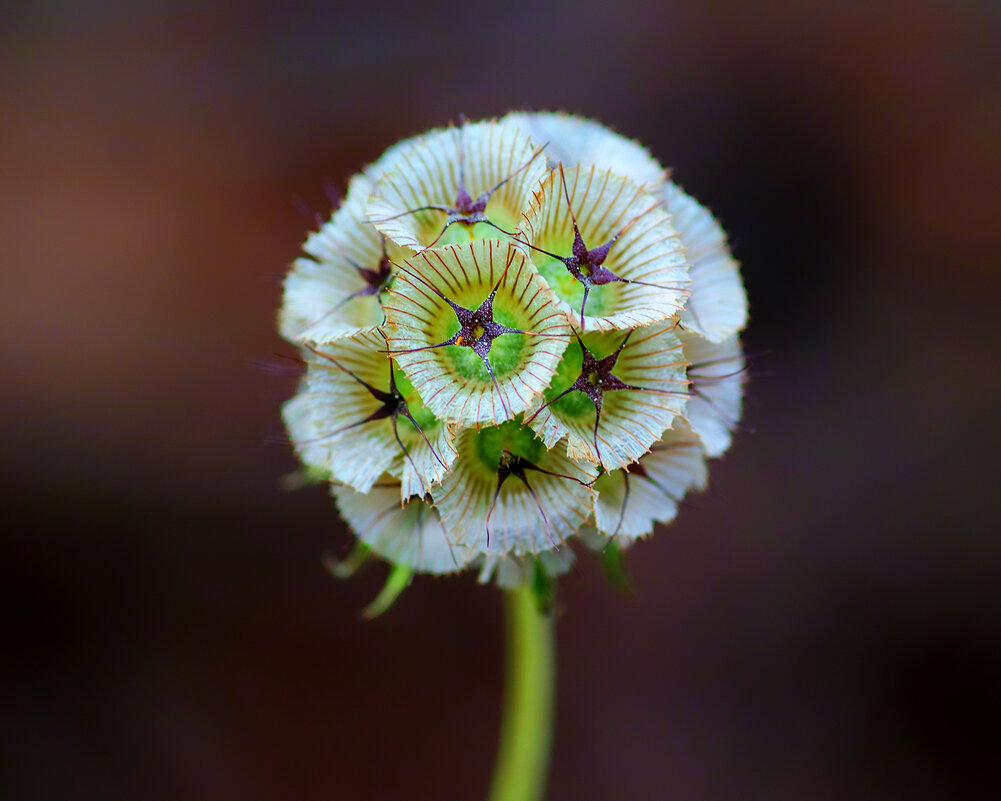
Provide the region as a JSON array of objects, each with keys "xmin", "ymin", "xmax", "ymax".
[{"xmin": 279, "ymin": 112, "xmax": 749, "ymax": 603}]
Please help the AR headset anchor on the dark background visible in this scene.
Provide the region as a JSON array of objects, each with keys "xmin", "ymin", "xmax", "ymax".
[{"xmin": 4, "ymin": 1, "xmax": 1000, "ymax": 799}]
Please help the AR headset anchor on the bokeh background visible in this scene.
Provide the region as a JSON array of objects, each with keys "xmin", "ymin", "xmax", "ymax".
[{"xmin": 4, "ymin": 1, "xmax": 1000, "ymax": 799}]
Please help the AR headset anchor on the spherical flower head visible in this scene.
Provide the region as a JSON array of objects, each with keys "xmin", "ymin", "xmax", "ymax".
[{"xmin": 278, "ymin": 113, "xmax": 749, "ymax": 600}]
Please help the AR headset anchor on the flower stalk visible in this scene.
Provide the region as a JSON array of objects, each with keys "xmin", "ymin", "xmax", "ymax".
[{"xmin": 489, "ymin": 582, "xmax": 556, "ymax": 801}]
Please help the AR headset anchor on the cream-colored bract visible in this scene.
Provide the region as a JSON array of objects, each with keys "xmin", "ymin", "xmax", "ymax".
[
  {"xmin": 281, "ymin": 328, "xmax": 457, "ymax": 495},
  {"xmin": 431, "ymin": 427, "xmax": 598, "ymax": 556},
  {"xmin": 384, "ymin": 239, "xmax": 571, "ymax": 426},
  {"xmin": 591, "ymin": 423, "xmax": 708, "ymax": 541},
  {"xmin": 334, "ymin": 481, "xmax": 474, "ymax": 574},
  {"xmin": 390, "ymin": 416, "xmax": 459, "ymax": 501},
  {"xmin": 519, "ymin": 165, "xmax": 690, "ymax": 332},
  {"xmin": 664, "ymin": 182, "xmax": 748, "ymax": 343},
  {"xmin": 280, "ymin": 175, "xmax": 409, "ymax": 344},
  {"xmin": 525, "ymin": 323, "xmax": 690, "ymax": 470},
  {"xmin": 367, "ymin": 119, "xmax": 547, "ymax": 252},
  {"xmin": 681, "ymin": 331, "xmax": 745, "ymax": 458},
  {"xmin": 507, "ymin": 111, "xmax": 665, "ymax": 188}
]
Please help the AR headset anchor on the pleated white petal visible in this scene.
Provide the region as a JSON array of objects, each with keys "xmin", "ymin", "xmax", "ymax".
[
  {"xmin": 384, "ymin": 239, "xmax": 571, "ymax": 425},
  {"xmin": 520, "ymin": 165, "xmax": 690, "ymax": 332},
  {"xmin": 682, "ymin": 331, "xmax": 745, "ymax": 458},
  {"xmin": 333, "ymin": 482, "xmax": 474, "ymax": 574},
  {"xmin": 525, "ymin": 323, "xmax": 689, "ymax": 470},
  {"xmin": 367, "ymin": 118, "xmax": 546, "ymax": 251},
  {"xmin": 664, "ymin": 181, "xmax": 748, "ymax": 343},
  {"xmin": 430, "ymin": 424, "xmax": 598, "ymax": 557},
  {"xmin": 505, "ymin": 111, "xmax": 665, "ymax": 187},
  {"xmin": 280, "ymin": 174, "xmax": 409, "ymax": 344},
  {"xmin": 592, "ymin": 424, "xmax": 708, "ymax": 540}
]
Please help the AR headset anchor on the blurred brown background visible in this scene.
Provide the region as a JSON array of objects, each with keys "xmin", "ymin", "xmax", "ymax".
[{"xmin": 3, "ymin": 1, "xmax": 1000, "ymax": 799}]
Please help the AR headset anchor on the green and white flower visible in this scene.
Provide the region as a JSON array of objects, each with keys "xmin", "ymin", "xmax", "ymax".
[
  {"xmin": 278, "ymin": 112, "xmax": 749, "ymax": 596},
  {"xmin": 431, "ymin": 421, "xmax": 598, "ymax": 556},
  {"xmin": 519, "ymin": 165, "xmax": 690, "ymax": 332},
  {"xmin": 523, "ymin": 323, "xmax": 689, "ymax": 470},
  {"xmin": 368, "ymin": 118, "xmax": 546, "ymax": 252},
  {"xmin": 384, "ymin": 239, "xmax": 570, "ymax": 425}
]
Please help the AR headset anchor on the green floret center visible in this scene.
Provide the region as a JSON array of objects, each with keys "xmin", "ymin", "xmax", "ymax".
[
  {"xmin": 393, "ymin": 366, "xmax": 438, "ymax": 431},
  {"xmin": 532, "ymin": 256, "xmax": 608, "ymax": 318},
  {"xmin": 430, "ymin": 200, "xmax": 521, "ymax": 248},
  {"xmin": 422, "ymin": 287, "xmax": 532, "ymax": 383},
  {"xmin": 543, "ymin": 332, "xmax": 624, "ymax": 419},
  {"xmin": 531, "ymin": 246, "xmax": 619, "ymax": 319},
  {"xmin": 543, "ymin": 339, "xmax": 590, "ymax": 417},
  {"xmin": 473, "ymin": 420, "xmax": 545, "ymax": 472},
  {"xmin": 447, "ymin": 305, "xmax": 526, "ymax": 381}
]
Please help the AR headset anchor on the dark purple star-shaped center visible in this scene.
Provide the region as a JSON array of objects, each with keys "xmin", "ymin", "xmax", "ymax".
[
  {"xmin": 526, "ymin": 329, "xmax": 681, "ymax": 467},
  {"xmin": 300, "ymin": 342, "xmax": 446, "ymax": 492},
  {"xmin": 294, "ymin": 237, "xmax": 394, "ymax": 339},
  {"xmin": 350, "ymin": 247, "xmax": 393, "ymax": 298},
  {"xmin": 485, "ymin": 449, "xmax": 593, "ymax": 550},
  {"xmin": 393, "ymin": 260, "xmax": 553, "ymax": 418}
]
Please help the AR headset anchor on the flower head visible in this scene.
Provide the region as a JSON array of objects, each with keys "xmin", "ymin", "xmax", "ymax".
[{"xmin": 279, "ymin": 113, "xmax": 748, "ymax": 604}]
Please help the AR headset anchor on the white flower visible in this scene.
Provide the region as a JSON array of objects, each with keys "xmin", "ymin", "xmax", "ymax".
[
  {"xmin": 591, "ymin": 423, "xmax": 708, "ymax": 542},
  {"xmin": 681, "ymin": 330, "xmax": 746, "ymax": 458},
  {"xmin": 280, "ymin": 175, "xmax": 407, "ymax": 344},
  {"xmin": 282, "ymin": 328, "xmax": 457, "ymax": 497}
]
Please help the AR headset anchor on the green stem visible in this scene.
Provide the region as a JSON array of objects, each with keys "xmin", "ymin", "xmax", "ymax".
[{"xmin": 488, "ymin": 584, "xmax": 556, "ymax": 801}]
